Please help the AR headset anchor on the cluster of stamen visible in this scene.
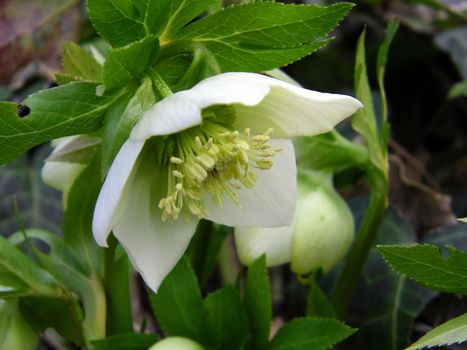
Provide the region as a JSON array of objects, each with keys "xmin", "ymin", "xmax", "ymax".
[{"xmin": 158, "ymin": 122, "xmax": 282, "ymax": 222}]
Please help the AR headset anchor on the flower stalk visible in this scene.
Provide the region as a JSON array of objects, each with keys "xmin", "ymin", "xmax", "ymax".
[
  {"xmin": 103, "ymin": 236, "xmax": 133, "ymax": 335},
  {"xmin": 330, "ymin": 169, "xmax": 388, "ymax": 319}
]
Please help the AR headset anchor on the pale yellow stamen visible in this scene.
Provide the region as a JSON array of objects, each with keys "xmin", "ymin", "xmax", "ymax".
[
  {"xmin": 158, "ymin": 121, "xmax": 282, "ymax": 221},
  {"xmin": 170, "ymin": 157, "xmax": 183, "ymax": 164}
]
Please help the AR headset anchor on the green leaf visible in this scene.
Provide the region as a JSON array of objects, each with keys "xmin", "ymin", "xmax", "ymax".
[
  {"xmin": 92, "ymin": 333, "xmax": 159, "ymax": 350},
  {"xmin": 154, "ymin": 0, "xmax": 220, "ymax": 40},
  {"xmin": 9, "ymin": 229, "xmax": 88, "ymax": 280},
  {"xmin": 204, "ymin": 285, "xmax": 249, "ymax": 350},
  {"xmin": 448, "ymin": 81, "xmax": 467, "ymax": 99},
  {"xmin": 306, "ymin": 279, "xmax": 335, "ymax": 318},
  {"xmin": 101, "ymin": 77, "xmax": 155, "ymax": 175},
  {"xmin": 63, "ymin": 156, "xmax": 102, "ymax": 273},
  {"xmin": 55, "ymin": 159, "xmax": 106, "ymax": 344},
  {"xmin": 351, "ymin": 30, "xmax": 385, "ymax": 172},
  {"xmin": 379, "ymin": 244, "xmax": 467, "ymax": 295},
  {"xmin": 269, "ymin": 317, "xmax": 355, "ymax": 350},
  {"xmin": 294, "ymin": 131, "xmax": 368, "ymax": 173},
  {"xmin": 187, "ymin": 221, "xmax": 229, "ymax": 285},
  {"xmin": 9, "ymin": 228, "xmax": 106, "ymax": 341},
  {"xmin": 175, "ymin": 2, "xmax": 353, "ymax": 72},
  {"xmin": 0, "ymin": 236, "xmax": 61, "ymax": 298},
  {"xmin": 405, "ymin": 313, "xmax": 467, "ymax": 350},
  {"xmin": 57, "ymin": 158, "xmax": 107, "ymax": 342},
  {"xmin": 243, "ymin": 255, "xmax": 271, "ymax": 350},
  {"xmin": 155, "ymin": 43, "xmax": 220, "ymax": 92},
  {"xmin": 87, "ymin": 0, "xmax": 217, "ymax": 48},
  {"xmin": 19, "ymin": 297, "xmax": 85, "ymax": 345},
  {"xmin": 0, "ymin": 83, "xmax": 120, "ymax": 165},
  {"xmin": 62, "ymin": 41, "xmax": 103, "ymax": 82},
  {"xmin": 150, "ymin": 258, "xmax": 209, "ymax": 344},
  {"xmin": 376, "ymin": 21, "xmax": 398, "ymax": 124},
  {"xmin": 87, "ymin": 0, "xmax": 152, "ymax": 48},
  {"xmin": 102, "ymin": 36, "xmax": 159, "ymax": 90},
  {"xmin": 0, "ymin": 300, "xmax": 39, "ymax": 350},
  {"xmin": 153, "ymin": 53, "xmax": 193, "ymax": 89}
]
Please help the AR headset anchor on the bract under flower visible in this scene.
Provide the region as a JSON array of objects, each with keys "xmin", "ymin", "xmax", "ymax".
[{"xmin": 92, "ymin": 72, "xmax": 362, "ymax": 291}]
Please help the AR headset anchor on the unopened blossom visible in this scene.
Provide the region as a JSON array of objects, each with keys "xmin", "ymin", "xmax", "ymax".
[
  {"xmin": 92, "ymin": 72, "xmax": 362, "ymax": 291},
  {"xmin": 235, "ymin": 169, "xmax": 355, "ymax": 275},
  {"xmin": 41, "ymin": 136, "xmax": 86, "ymax": 206},
  {"xmin": 148, "ymin": 337, "xmax": 205, "ymax": 350}
]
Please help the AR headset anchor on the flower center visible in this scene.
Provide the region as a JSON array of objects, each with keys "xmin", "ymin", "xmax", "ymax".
[{"xmin": 157, "ymin": 110, "xmax": 282, "ymax": 222}]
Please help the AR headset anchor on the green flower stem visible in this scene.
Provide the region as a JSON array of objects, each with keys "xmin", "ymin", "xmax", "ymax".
[
  {"xmin": 84, "ymin": 274, "xmax": 107, "ymax": 343},
  {"xmin": 103, "ymin": 236, "xmax": 133, "ymax": 335},
  {"xmin": 218, "ymin": 237, "xmax": 241, "ymax": 286},
  {"xmin": 61, "ymin": 288, "xmax": 88, "ymax": 346},
  {"xmin": 188, "ymin": 219, "xmax": 214, "ymax": 283},
  {"xmin": 330, "ymin": 169, "xmax": 388, "ymax": 319}
]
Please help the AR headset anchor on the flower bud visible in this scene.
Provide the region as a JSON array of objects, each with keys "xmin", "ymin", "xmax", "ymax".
[
  {"xmin": 148, "ymin": 337, "xmax": 205, "ymax": 350},
  {"xmin": 0, "ymin": 300, "xmax": 38, "ymax": 350},
  {"xmin": 41, "ymin": 136, "xmax": 87, "ymax": 207},
  {"xmin": 291, "ymin": 170, "xmax": 354, "ymax": 275},
  {"xmin": 235, "ymin": 169, "xmax": 354, "ymax": 276}
]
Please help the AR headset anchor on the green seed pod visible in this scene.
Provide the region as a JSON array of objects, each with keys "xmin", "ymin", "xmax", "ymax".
[
  {"xmin": 0, "ymin": 300, "xmax": 38, "ymax": 350},
  {"xmin": 291, "ymin": 169, "xmax": 354, "ymax": 275},
  {"xmin": 148, "ymin": 336, "xmax": 205, "ymax": 350}
]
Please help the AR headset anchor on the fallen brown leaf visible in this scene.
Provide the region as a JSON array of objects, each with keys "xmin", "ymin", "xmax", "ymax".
[{"xmin": 0, "ymin": 0, "xmax": 82, "ymax": 89}]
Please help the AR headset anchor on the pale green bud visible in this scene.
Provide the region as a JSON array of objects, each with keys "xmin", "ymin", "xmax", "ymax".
[
  {"xmin": 148, "ymin": 337, "xmax": 205, "ymax": 350},
  {"xmin": 0, "ymin": 300, "xmax": 38, "ymax": 350},
  {"xmin": 291, "ymin": 170, "xmax": 354, "ymax": 275},
  {"xmin": 235, "ymin": 169, "xmax": 354, "ymax": 277},
  {"xmin": 41, "ymin": 136, "xmax": 89, "ymax": 207}
]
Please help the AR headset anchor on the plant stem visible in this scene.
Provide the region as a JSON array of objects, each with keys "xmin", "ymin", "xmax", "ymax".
[
  {"xmin": 330, "ymin": 171, "xmax": 388, "ymax": 319},
  {"xmin": 103, "ymin": 236, "xmax": 133, "ymax": 335}
]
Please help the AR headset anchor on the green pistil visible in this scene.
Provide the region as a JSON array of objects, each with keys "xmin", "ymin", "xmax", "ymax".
[{"xmin": 158, "ymin": 121, "xmax": 282, "ymax": 222}]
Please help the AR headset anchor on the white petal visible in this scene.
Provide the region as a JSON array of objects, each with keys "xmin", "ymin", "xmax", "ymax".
[
  {"xmin": 204, "ymin": 139, "xmax": 296, "ymax": 227},
  {"xmin": 42, "ymin": 136, "xmax": 86, "ymax": 206},
  {"xmin": 226, "ymin": 73, "xmax": 362, "ymax": 137},
  {"xmin": 130, "ymin": 92, "xmax": 204, "ymax": 141},
  {"xmin": 130, "ymin": 72, "xmax": 271, "ymax": 141},
  {"xmin": 112, "ymin": 161, "xmax": 198, "ymax": 292},
  {"xmin": 92, "ymin": 140, "xmax": 144, "ymax": 247},
  {"xmin": 187, "ymin": 72, "xmax": 271, "ymax": 108},
  {"xmin": 41, "ymin": 161, "xmax": 84, "ymax": 192},
  {"xmin": 235, "ymin": 226, "xmax": 293, "ymax": 267},
  {"xmin": 132, "ymin": 72, "xmax": 361, "ymax": 141},
  {"xmin": 50, "ymin": 135, "xmax": 79, "ymax": 150}
]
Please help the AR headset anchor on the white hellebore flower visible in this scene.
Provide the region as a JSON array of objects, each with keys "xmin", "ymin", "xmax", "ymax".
[
  {"xmin": 235, "ymin": 169, "xmax": 355, "ymax": 275},
  {"xmin": 92, "ymin": 72, "xmax": 362, "ymax": 291}
]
